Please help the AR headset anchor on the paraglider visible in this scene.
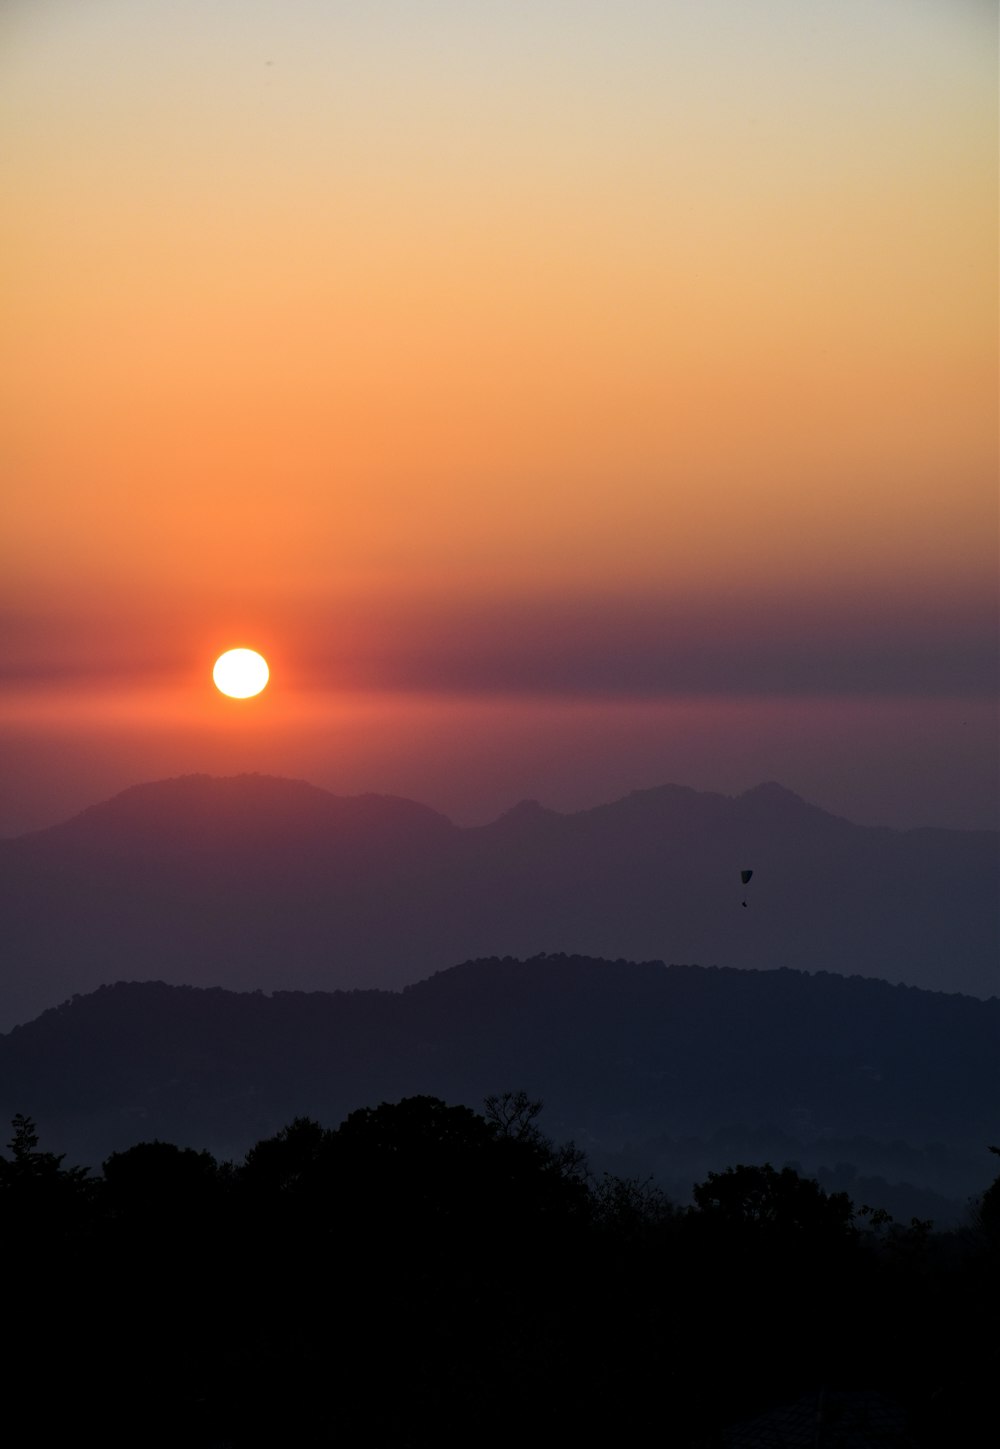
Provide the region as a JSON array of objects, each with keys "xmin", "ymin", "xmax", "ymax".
[{"xmin": 740, "ymin": 869, "xmax": 753, "ymax": 907}]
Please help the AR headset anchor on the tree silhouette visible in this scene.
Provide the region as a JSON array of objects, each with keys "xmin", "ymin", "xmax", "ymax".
[
  {"xmin": 2, "ymin": 1112, "xmax": 70, "ymax": 1178},
  {"xmin": 5, "ymin": 1100, "xmax": 994, "ymax": 1446},
  {"xmin": 483, "ymin": 1088, "xmax": 545, "ymax": 1139},
  {"xmin": 970, "ymin": 1144, "xmax": 1000, "ymax": 1245},
  {"xmin": 0, "ymin": 1113, "xmax": 91, "ymax": 1237},
  {"xmin": 692, "ymin": 1160, "xmax": 854, "ymax": 1238}
]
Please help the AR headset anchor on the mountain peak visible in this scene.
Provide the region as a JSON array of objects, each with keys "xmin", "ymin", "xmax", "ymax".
[
  {"xmin": 22, "ymin": 772, "xmax": 455, "ymax": 850},
  {"xmin": 1, "ymin": 771, "xmax": 996, "ymax": 1035},
  {"xmin": 731, "ymin": 782, "xmax": 862, "ymax": 838},
  {"xmin": 739, "ymin": 781, "xmax": 806, "ymax": 805}
]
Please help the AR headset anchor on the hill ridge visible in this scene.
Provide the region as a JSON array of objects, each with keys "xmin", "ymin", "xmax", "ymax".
[
  {"xmin": 2, "ymin": 956, "xmax": 995, "ymax": 1224},
  {"xmin": 1, "ymin": 774, "xmax": 995, "ymax": 1032}
]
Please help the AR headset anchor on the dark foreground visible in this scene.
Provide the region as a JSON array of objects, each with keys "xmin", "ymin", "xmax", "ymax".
[{"xmin": 4, "ymin": 1096, "xmax": 996, "ymax": 1447}]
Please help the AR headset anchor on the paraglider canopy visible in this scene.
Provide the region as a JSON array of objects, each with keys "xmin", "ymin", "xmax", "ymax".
[{"xmin": 740, "ymin": 870, "xmax": 753, "ymax": 885}]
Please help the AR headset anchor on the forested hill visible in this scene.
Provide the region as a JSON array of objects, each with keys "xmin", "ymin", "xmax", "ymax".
[
  {"xmin": 2, "ymin": 955, "xmax": 995, "ymax": 1222},
  {"xmin": 1, "ymin": 773, "xmax": 996, "ymax": 1030}
]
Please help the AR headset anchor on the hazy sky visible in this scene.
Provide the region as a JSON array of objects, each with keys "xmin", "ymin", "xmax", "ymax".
[{"xmin": 2, "ymin": 0, "xmax": 997, "ymax": 834}]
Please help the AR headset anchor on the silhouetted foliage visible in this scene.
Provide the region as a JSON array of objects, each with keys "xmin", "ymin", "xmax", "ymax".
[
  {"xmin": 0, "ymin": 1112, "xmax": 92, "ymax": 1239},
  {"xmin": 483, "ymin": 1086, "xmax": 545, "ymax": 1138},
  {"xmin": 591, "ymin": 1170, "xmax": 677, "ymax": 1237},
  {"xmin": 691, "ymin": 1159, "xmax": 855, "ymax": 1237},
  {"xmin": 3, "ymin": 961, "xmax": 994, "ymax": 1227},
  {"xmin": 969, "ymin": 1144, "xmax": 1000, "ymax": 1246},
  {"xmin": 3, "ymin": 1104, "xmax": 995, "ymax": 1447}
]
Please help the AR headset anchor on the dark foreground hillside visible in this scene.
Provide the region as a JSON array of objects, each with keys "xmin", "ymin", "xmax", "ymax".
[
  {"xmin": 3, "ymin": 1096, "xmax": 997, "ymax": 1448},
  {"xmin": 2, "ymin": 955, "xmax": 996, "ymax": 1222}
]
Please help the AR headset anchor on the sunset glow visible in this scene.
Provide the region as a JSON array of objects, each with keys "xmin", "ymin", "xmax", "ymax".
[{"xmin": 1, "ymin": 0, "xmax": 996, "ymax": 835}]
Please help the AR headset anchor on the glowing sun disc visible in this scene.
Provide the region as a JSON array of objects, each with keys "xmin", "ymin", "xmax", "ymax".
[{"xmin": 213, "ymin": 648, "xmax": 269, "ymax": 698}]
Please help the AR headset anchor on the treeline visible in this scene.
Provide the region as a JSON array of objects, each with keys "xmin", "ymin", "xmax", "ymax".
[
  {"xmin": 5, "ymin": 963, "xmax": 996, "ymax": 1221},
  {"xmin": 3, "ymin": 1096, "xmax": 996, "ymax": 1447}
]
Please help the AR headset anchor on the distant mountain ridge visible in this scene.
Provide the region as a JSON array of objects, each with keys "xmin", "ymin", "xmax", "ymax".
[
  {"xmin": 2, "ymin": 955, "xmax": 995, "ymax": 1223},
  {"xmin": 25, "ymin": 772, "xmax": 455, "ymax": 853},
  {"xmin": 1, "ymin": 772, "xmax": 996, "ymax": 1029}
]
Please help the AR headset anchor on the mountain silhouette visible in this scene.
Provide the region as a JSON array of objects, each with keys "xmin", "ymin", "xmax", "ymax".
[
  {"xmin": 1, "ymin": 956, "xmax": 995, "ymax": 1223},
  {"xmin": 1, "ymin": 772, "xmax": 995, "ymax": 1030}
]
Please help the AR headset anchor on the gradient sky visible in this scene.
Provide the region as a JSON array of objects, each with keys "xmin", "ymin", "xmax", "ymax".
[{"xmin": 2, "ymin": 0, "xmax": 997, "ymax": 835}]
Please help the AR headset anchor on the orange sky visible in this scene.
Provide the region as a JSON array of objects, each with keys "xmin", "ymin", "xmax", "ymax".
[{"xmin": 1, "ymin": 1, "xmax": 996, "ymax": 833}]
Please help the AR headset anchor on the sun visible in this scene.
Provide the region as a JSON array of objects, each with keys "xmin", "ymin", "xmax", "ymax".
[{"xmin": 213, "ymin": 648, "xmax": 269, "ymax": 699}]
